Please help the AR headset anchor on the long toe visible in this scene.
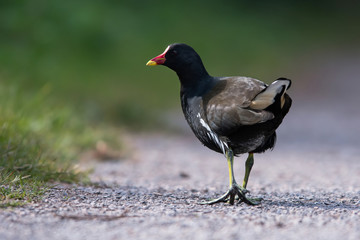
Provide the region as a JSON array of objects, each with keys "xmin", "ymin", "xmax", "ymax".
[
  {"xmin": 200, "ymin": 190, "xmax": 231, "ymax": 205},
  {"xmin": 201, "ymin": 185, "xmax": 262, "ymax": 206},
  {"xmin": 241, "ymin": 197, "xmax": 263, "ymax": 205},
  {"xmin": 233, "ymin": 186, "xmax": 262, "ymax": 205}
]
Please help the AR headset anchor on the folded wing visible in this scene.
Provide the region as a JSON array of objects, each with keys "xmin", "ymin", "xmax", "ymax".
[{"xmin": 205, "ymin": 77, "xmax": 291, "ymax": 136}]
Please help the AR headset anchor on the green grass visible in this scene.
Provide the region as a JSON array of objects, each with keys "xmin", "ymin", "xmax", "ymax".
[
  {"xmin": 0, "ymin": 83, "xmax": 119, "ymax": 207},
  {"xmin": 0, "ymin": 174, "xmax": 48, "ymax": 208}
]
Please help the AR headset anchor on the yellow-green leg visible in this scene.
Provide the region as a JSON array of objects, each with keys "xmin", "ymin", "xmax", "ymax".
[
  {"xmin": 243, "ymin": 153, "xmax": 254, "ymax": 189},
  {"xmin": 241, "ymin": 153, "xmax": 263, "ymax": 204},
  {"xmin": 201, "ymin": 150, "xmax": 262, "ymax": 205}
]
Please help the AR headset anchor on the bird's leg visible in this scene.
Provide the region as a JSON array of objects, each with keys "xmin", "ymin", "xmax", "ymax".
[
  {"xmin": 201, "ymin": 150, "xmax": 261, "ymax": 205},
  {"xmin": 242, "ymin": 153, "xmax": 254, "ymax": 189},
  {"xmin": 239, "ymin": 153, "xmax": 263, "ymax": 204}
]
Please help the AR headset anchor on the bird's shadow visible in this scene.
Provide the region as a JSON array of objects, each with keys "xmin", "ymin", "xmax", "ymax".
[
  {"xmin": 196, "ymin": 189, "xmax": 359, "ymax": 210},
  {"xmin": 107, "ymin": 185, "xmax": 359, "ymax": 211},
  {"xmin": 262, "ymin": 197, "xmax": 359, "ymax": 211}
]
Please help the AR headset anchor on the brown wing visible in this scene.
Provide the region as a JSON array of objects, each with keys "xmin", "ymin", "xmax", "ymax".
[{"xmin": 203, "ymin": 77, "xmax": 274, "ymax": 135}]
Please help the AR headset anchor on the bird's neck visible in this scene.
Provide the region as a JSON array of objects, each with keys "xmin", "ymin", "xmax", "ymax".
[
  {"xmin": 176, "ymin": 63, "xmax": 214, "ymax": 96},
  {"xmin": 180, "ymin": 74, "xmax": 216, "ymax": 98}
]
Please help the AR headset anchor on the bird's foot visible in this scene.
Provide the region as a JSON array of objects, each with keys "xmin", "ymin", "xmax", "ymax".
[{"xmin": 201, "ymin": 184, "xmax": 262, "ymax": 205}]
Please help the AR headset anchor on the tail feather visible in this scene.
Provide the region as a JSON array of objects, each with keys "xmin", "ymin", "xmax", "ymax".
[{"xmin": 250, "ymin": 78, "xmax": 291, "ymax": 111}]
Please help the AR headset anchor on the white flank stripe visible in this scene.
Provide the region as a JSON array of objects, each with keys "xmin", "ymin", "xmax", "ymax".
[{"xmin": 197, "ymin": 113, "xmax": 228, "ymax": 155}]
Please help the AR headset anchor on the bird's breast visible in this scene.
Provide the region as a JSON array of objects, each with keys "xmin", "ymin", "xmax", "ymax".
[{"xmin": 181, "ymin": 95, "xmax": 227, "ymax": 155}]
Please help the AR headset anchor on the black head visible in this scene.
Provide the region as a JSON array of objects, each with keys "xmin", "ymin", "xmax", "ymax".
[
  {"xmin": 163, "ymin": 43, "xmax": 202, "ymax": 71},
  {"xmin": 146, "ymin": 43, "xmax": 209, "ymax": 85}
]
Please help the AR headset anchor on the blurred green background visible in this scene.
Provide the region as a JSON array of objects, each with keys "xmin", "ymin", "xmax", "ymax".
[{"xmin": 1, "ymin": 0, "xmax": 359, "ymax": 128}]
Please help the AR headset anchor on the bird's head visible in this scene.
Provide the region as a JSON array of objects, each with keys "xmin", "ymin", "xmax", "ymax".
[{"xmin": 146, "ymin": 43, "xmax": 206, "ymax": 75}]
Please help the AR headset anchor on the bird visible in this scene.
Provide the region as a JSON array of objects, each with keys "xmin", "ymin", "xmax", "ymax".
[{"xmin": 146, "ymin": 43, "xmax": 292, "ymax": 205}]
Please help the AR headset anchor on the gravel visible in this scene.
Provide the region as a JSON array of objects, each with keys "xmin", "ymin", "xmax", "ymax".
[{"xmin": 1, "ymin": 119, "xmax": 359, "ymax": 240}]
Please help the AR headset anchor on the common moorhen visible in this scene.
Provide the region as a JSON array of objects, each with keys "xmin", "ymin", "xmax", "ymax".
[{"xmin": 146, "ymin": 43, "xmax": 292, "ymax": 205}]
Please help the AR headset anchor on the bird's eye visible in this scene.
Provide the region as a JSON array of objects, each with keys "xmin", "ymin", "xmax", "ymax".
[{"xmin": 168, "ymin": 50, "xmax": 177, "ymax": 56}]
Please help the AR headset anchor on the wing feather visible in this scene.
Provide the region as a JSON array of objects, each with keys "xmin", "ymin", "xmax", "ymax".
[
  {"xmin": 250, "ymin": 78, "xmax": 292, "ymax": 110},
  {"xmin": 203, "ymin": 77, "xmax": 274, "ymax": 135}
]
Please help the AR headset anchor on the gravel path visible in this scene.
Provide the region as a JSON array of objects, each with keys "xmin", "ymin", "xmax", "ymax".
[{"xmin": 1, "ymin": 103, "xmax": 360, "ymax": 240}]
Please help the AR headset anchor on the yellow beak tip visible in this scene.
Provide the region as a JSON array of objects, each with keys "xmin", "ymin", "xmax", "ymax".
[{"xmin": 146, "ymin": 60, "xmax": 157, "ymax": 66}]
